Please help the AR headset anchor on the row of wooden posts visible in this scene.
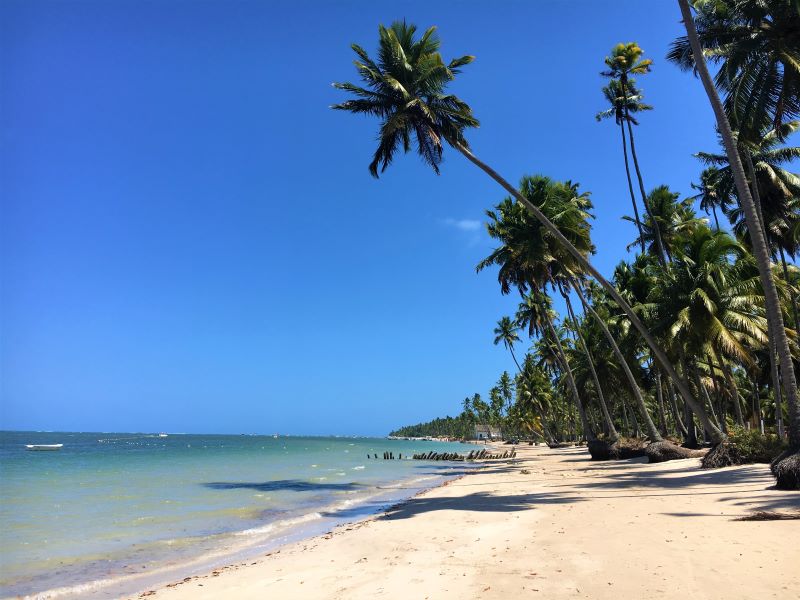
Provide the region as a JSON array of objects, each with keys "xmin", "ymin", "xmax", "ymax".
[{"xmin": 367, "ymin": 449, "xmax": 516, "ymax": 461}]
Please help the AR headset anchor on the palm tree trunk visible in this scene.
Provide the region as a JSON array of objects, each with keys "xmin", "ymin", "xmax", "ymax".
[
  {"xmin": 707, "ymin": 358, "xmax": 727, "ymax": 433},
  {"xmin": 629, "ymin": 398, "xmax": 641, "ymax": 437},
  {"xmin": 571, "ymin": 280, "xmax": 662, "ymax": 441},
  {"xmin": 667, "ymin": 378, "xmax": 688, "ymax": 437},
  {"xmin": 711, "ymin": 205, "xmax": 720, "ymax": 230},
  {"xmin": 742, "ymin": 150, "xmax": 790, "ymax": 436},
  {"xmin": 537, "ymin": 292, "xmax": 594, "ymax": 442},
  {"xmin": 751, "ymin": 375, "xmax": 764, "ymax": 434},
  {"xmin": 744, "ymin": 151, "xmax": 769, "ymax": 240},
  {"xmin": 712, "ymin": 351, "xmax": 744, "ymax": 427},
  {"xmin": 778, "ymin": 246, "xmax": 800, "ymax": 334},
  {"xmin": 655, "ymin": 370, "xmax": 669, "ymax": 437},
  {"xmin": 620, "ymin": 394, "xmax": 630, "ymax": 434},
  {"xmin": 621, "ymin": 91, "xmax": 667, "ymax": 263},
  {"xmin": 678, "ymin": 0, "xmax": 799, "ymax": 450},
  {"xmin": 619, "ymin": 120, "xmax": 646, "ymax": 254},
  {"xmin": 507, "ymin": 346, "xmax": 522, "ymax": 373},
  {"xmin": 452, "ymin": 141, "xmax": 724, "ymax": 443},
  {"xmin": 560, "ymin": 286, "xmax": 619, "ymax": 440},
  {"xmin": 694, "ymin": 362, "xmax": 722, "ymax": 432},
  {"xmin": 684, "ymin": 394, "xmax": 698, "ymax": 447},
  {"xmin": 771, "ymin": 343, "xmax": 785, "ymax": 437}
]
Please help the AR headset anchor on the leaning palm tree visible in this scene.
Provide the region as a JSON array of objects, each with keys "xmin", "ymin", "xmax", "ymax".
[
  {"xmin": 676, "ymin": 0, "xmax": 799, "ymax": 488},
  {"xmin": 333, "ymin": 21, "xmax": 716, "ymax": 441}
]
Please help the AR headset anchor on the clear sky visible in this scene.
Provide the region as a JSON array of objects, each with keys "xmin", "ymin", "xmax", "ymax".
[{"xmin": 1, "ymin": 0, "xmax": 721, "ymax": 436}]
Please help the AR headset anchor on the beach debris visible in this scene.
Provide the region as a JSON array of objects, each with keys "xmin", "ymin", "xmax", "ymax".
[
  {"xmin": 408, "ymin": 448, "xmax": 516, "ymax": 461},
  {"xmin": 735, "ymin": 510, "xmax": 800, "ymax": 521}
]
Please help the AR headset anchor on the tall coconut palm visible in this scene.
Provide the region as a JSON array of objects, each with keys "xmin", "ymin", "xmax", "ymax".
[
  {"xmin": 601, "ymin": 42, "xmax": 667, "ymax": 262},
  {"xmin": 676, "ymin": 0, "xmax": 799, "ymax": 465},
  {"xmin": 596, "ymin": 78, "xmax": 652, "ymax": 252},
  {"xmin": 333, "ymin": 21, "xmax": 712, "ymax": 436}
]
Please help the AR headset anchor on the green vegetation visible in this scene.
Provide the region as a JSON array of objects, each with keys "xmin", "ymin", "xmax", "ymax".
[
  {"xmin": 389, "ymin": 415, "xmax": 474, "ymax": 440},
  {"xmin": 336, "ymin": 2, "xmax": 800, "ymax": 488}
]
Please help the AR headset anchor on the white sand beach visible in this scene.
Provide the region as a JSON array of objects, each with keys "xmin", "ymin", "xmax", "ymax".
[{"xmin": 139, "ymin": 445, "xmax": 800, "ymax": 599}]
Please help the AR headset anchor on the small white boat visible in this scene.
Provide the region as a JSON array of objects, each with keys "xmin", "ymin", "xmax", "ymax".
[
  {"xmin": 158, "ymin": 433, "xmax": 168, "ymax": 438},
  {"xmin": 25, "ymin": 444, "xmax": 63, "ymax": 451}
]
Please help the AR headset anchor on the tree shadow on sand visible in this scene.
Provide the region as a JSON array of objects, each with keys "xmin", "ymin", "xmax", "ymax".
[
  {"xmin": 578, "ymin": 463, "xmax": 773, "ymax": 490},
  {"xmin": 364, "ymin": 491, "xmax": 583, "ymax": 521}
]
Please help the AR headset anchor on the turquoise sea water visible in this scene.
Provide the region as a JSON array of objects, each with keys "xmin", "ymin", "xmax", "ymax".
[{"xmin": 0, "ymin": 431, "xmax": 480, "ymax": 598}]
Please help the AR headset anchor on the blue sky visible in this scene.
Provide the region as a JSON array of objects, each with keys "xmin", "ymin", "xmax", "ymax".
[{"xmin": 1, "ymin": 0, "xmax": 722, "ymax": 435}]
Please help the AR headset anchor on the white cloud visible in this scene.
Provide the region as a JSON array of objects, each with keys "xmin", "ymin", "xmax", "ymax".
[{"xmin": 442, "ymin": 218, "xmax": 481, "ymax": 232}]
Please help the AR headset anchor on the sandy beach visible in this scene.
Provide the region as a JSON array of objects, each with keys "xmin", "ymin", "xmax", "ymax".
[{"xmin": 138, "ymin": 445, "xmax": 800, "ymax": 599}]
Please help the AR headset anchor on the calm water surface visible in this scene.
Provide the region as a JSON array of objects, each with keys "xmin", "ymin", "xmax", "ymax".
[{"xmin": 0, "ymin": 431, "xmax": 480, "ymax": 598}]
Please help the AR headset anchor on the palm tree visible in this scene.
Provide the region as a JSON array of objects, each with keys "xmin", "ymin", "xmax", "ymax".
[
  {"xmin": 514, "ymin": 355, "xmax": 556, "ymax": 443},
  {"xmin": 332, "ymin": 22, "xmax": 710, "ymax": 435},
  {"xmin": 694, "ymin": 121, "xmax": 800, "ymax": 443},
  {"xmin": 573, "ymin": 280, "xmax": 663, "ymax": 442},
  {"xmin": 677, "ymin": 0, "xmax": 799, "ymax": 465},
  {"xmin": 493, "ymin": 316, "xmax": 522, "ymax": 372},
  {"xmin": 514, "ymin": 292, "xmax": 592, "ymax": 441},
  {"xmin": 647, "ymin": 226, "xmax": 768, "ymax": 377},
  {"xmin": 596, "ymin": 78, "xmax": 652, "ymax": 252},
  {"xmin": 461, "ymin": 396, "xmax": 473, "ymax": 419},
  {"xmin": 690, "ymin": 167, "xmax": 729, "ymax": 230},
  {"xmin": 601, "ymin": 42, "xmax": 667, "ymax": 262},
  {"xmin": 497, "ymin": 371, "xmax": 515, "ymax": 414},
  {"xmin": 696, "ymin": 121, "xmax": 800, "ymax": 250},
  {"xmin": 559, "ymin": 283, "xmax": 619, "ymax": 440},
  {"xmin": 625, "ymin": 185, "xmax": 706, "ymax": 260},
  {"xmin": 668, "ymin": 0, "xmax": 800, "ymax": 134}
]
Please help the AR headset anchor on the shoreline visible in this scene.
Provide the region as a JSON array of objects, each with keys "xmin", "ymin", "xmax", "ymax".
[
  {"xmin": 136, "ymin": 444, "xmax": 798, "ymax": 600},
  {"xmin": 7, "ymin": 447, "xmax": 492, "ymax": 600}
]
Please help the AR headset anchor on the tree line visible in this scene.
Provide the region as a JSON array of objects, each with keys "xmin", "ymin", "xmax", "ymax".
[{"xmin": 334, "ymin": 1, "xmax": 800, "ymax": 489}]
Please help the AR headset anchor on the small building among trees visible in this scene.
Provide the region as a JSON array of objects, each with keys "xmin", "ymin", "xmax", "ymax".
[{"xmin": 474, "ymin": 424, "xmax": 502, "ymax": 441}]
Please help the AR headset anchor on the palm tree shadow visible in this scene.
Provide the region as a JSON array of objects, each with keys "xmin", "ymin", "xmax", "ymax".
[
  {"xmin": 580, "ymin": 463, "xmax": 773, "ymax": 490},
  {"xmin": 370, "ymin": 491, "xmax": 583, "ymax": 521},
  {"xmin": 575, "ymin": 463, "xmax": 798, "ymax": 514}
]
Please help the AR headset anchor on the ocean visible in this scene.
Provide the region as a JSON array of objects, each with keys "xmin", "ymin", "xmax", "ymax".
[{"xmin": 0, "ymin": 431, "xmax": 481, "ymax": 599}]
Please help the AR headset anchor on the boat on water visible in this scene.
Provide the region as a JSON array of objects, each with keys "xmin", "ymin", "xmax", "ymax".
[
  {"xmin": 158, "ymin": 433, "xmax": 168, "ymax": 437},
  {"xmin": 25, "ymin": 444, "xmax": 63, "ymax": 451}
]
